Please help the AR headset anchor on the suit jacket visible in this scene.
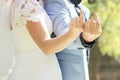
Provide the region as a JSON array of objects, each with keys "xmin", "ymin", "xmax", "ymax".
[{"xmin": 44, "ymin": 0, "xmax": 91, "ymax": 61}]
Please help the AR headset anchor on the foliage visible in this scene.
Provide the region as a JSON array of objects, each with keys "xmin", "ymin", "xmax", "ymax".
[{"xmin": 83, "ymin": 0, "xmax": 120, "ymax": 61}]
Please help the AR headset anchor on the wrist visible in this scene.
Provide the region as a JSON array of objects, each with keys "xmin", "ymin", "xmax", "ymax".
[
  {"xmin": 68, "ymin": 30, "xmax": 80, "ymax": 38},
  {"xmin": 80, "ymin": 32, "xmax": 95, "ymax": 48},
  {"xmin": 82, "ymin": 32, "xmax": 95, "ymax": 42}
]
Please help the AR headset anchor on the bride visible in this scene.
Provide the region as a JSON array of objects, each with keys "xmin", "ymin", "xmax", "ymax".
[
  {"xmin": 6, "ymin": 0, "xmax": 84, "ymax": 80},
  {"xmin": 0, "ymin": 0, "xmax": 15, "ymax": 80}
]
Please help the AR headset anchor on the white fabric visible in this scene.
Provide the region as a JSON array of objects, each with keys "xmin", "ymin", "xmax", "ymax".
[
  {"xmin": 0, "ymin": 0, "xmax": 15, "ymax": 80},
  {"xmin": 11, "ymin": 0, "xmax": 52, "ymax": 53},
  {"xmin": 8, "ymin": 0, "xmax": 62, "ymax": 80}
]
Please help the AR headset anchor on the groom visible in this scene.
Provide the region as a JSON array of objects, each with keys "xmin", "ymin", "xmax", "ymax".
[{"xmin": 44, "ymin": 0, "xmax": 102, "ymax": 80}]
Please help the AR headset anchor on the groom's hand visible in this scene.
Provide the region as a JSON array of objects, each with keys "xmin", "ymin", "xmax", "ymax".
[{"xmin": 82, "ymin": 13, "xmax": 102, "ymax": 42}]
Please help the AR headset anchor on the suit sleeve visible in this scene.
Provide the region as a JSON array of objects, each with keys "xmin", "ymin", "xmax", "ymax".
[{"xmin": 44, "ymin": 0, "xmax": 71, "ymax": 36}]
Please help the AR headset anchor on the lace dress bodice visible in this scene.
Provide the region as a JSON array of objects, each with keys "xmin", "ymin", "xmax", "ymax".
[
  {"xmin": 11, "ymin": 0, "xmax": 53, "ymax": 53},
  {"xmin": 9, "ymin": 1, "xmax": 62, "ymax": 80}
]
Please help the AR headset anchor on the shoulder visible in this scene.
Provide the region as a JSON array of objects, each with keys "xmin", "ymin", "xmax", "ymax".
[
  {"xmin": 12, "ymin": 0, "xmax": 45, "ymax": 23},
  {"xmin": 13, "ymin": 0, "xmax": 43, "ymax": 12},
  {"xmin": 44, "ymin": 0, "xmax": 70, "ymax": 8}
]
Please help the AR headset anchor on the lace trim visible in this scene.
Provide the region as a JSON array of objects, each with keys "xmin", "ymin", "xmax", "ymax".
[{"xmin": 19, "ymin": 0, "xmax": 44, "ymax": 22}]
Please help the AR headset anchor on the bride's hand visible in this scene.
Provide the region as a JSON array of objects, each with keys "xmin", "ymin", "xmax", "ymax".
[{"xmin": 69, "ymin": 11, "xmax": 84, "ymax": 36}]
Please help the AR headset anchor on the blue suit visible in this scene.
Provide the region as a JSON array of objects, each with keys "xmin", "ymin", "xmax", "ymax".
[{"xmin": 44, "ymin": 0, "xmax": 94, "ymax": 80}]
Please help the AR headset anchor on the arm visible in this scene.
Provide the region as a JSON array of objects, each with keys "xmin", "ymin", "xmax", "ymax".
[
  {"xmin": 44, "ymin": 0, "xmax": 71, "ymax": 36},
  {"xmin": 26, "ymin": 13, "xmax": 83, "ymax": 55},
  {"xmin": 18, "ymin": 0, "xmax": 83, "ymax": 55},
  {"xmin": 44, "ymin": 0, "xmax": 95, "ymax": 48}
]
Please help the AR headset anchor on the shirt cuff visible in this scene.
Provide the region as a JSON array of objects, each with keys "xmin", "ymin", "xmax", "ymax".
[{"xmin": 80, "ymin": 32, "xmax": 95, "ymax": 48}]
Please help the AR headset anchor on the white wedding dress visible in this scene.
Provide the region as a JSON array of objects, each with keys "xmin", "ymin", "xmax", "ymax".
[
  {"xmin": 8, "ymin": 0, "xmax": 62, "ymax": 80},
  {"xmin": 0, "ymin": 0, "xmax": 15, "ymax": 80}
]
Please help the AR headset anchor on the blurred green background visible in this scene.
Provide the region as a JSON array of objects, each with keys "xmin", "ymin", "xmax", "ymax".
[{"xmin": 83, "ymin": 0, "xmax": 120, "ymax": 80}]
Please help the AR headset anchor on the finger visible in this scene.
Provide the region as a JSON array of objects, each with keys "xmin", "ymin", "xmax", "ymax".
[
  {"xmin": 94, "ymin": 13, "xmax": 100, "ymax": 24},
  {"xmin": 93, "ymin": 13, "xmax": 101, "ymax": 28},
  {"xmin": 97, "ymin": 25, "xmax": 102, "ymax": 34},
  {"xmin": 90, "ymin": 20, "xmax": 94, "ymax": 34},
  {"xmin": 79, "ymin": 10, "xmax": 83, "ymax": 21},
  {"xmin": 98, "ymin": 27, "xmax": 102, "ymax": 34},
  {"xmin": 84, "ymin": 20, "xmax": 91, "ymax": 32},
  {"xmin": 76, "ymin": 17, "xmax": 80, "ymax": 27},
  {"xmin": 91, "ymin": 20, "xmax": 97, "ymax": 34},
  {"xmin": 91, "ymin": 19, "xmax": 102, "ymax": 34},
  {"xmin": 74, "ymin": 17, "xmax": 77, "ymax": 28},
  {"xmin": 76, "ymin": 18, "xmax": 83, "ymax": 32},
  {"xmin": 79, "ymin": 10, "xmax": 84, "ymax": 26}
]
